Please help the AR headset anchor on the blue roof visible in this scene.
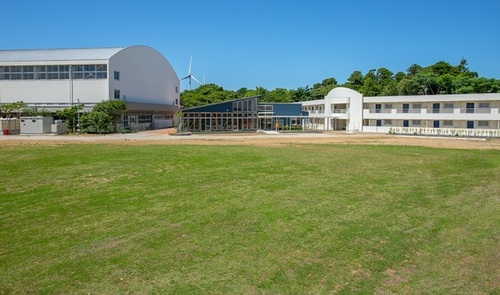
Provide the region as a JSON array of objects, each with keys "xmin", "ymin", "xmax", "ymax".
[
  {"xmin": 183, "ymin": 96, "xmax": 260, "ymax": 113},
  {"xmin": 0, "ymin": 47, "xmax": 125, "ymax": 62}
]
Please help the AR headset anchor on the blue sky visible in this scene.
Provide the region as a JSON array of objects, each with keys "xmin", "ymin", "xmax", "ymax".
[{"xmin": 2, "ymin": 0, "xmax": 499, "ymax": 91}]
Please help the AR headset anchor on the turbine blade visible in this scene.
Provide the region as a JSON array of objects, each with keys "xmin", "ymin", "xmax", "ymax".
[
  {"xmin": 192, "ymin": 75, "xmax": 202, "ymax": 85},
  {"xmin": 188, "ymin": 56, "xmax": 192, "ymax": 74}
]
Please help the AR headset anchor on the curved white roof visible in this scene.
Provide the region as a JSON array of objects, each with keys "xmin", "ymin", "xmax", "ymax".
[{"xmin": 0, "ymin": 47, "xmax": 125, "ymax": 62}]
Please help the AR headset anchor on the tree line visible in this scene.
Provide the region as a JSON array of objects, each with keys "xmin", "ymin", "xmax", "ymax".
[{"xmin": 180, "ymin": 59, "xmax": 500, "ymax": 108}]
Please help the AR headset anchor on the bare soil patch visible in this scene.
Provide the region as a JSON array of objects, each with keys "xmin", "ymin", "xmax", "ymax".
[{"xmin": 1, "ymin": 129, "xmax": 499, "ymax": 150}]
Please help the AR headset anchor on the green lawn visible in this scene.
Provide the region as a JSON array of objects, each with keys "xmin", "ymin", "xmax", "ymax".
[{"xmin": 0, "ymin": 143, "xmax": 498, "ymax": 294}]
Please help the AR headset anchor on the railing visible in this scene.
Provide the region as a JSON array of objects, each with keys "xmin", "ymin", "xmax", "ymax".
[
  {"xmin": 307, "ymin": 110, "xmax": 325, "ymax": 114},
  {"xmin": 369, "ymin": 108, "xmax": 494, "ymax": 114},
  {"xmin": 460, "ymin": 108, "xmax": 491, "ymax": 114},
  {"xmin": 395, "ymin": 109, "xmax": 422, "ymax": 114},
  {"xmin": 368, "ymin": 109, "xmax": 392, "ymax": 113},
  {"xmin": 332, "ymin": 109, "xmax": 347, "ymax": 114}
]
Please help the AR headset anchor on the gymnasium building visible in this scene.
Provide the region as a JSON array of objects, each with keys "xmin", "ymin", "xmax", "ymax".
[{"xmin": 0, "ymin": 45, "xmax": 180, "ymax": 131}]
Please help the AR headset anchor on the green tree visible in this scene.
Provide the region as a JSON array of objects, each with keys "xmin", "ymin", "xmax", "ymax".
[
  {"xmin": 380, "ymin": 80, "xmax": 399, "ymax": 96},
  {"xmin": 80, "ymin": 100, "xmax": 126, "ymax": 133},
  {"xmin": 406, "ymin": 64, "xmax": 422, "ymax": 76},
  {"xmin": 56, "ymin": 105, "xmax": 83, "ymax": 131},
  {"xmin": 344, "ymin": 71, "xmax": 364, "ymax": 91},
  {"xmin": 397, "ymin": 78, "xmax": 420, "ymax": 95},
  {"xmin": 246, "ymin": 87, "xmax": 269, "ymax": 101},
  {"xmin": 266, "ymin": 88, "xmax": 292, "ymax": 102},
  {"xmin": 436, "ymin": 74, "xmax": 455, "ymax": 94},
  {"xmin": 233, "ymin": 87, "xmax": 249, "ymax": 99},
  {"xmin": 181, "ymin": 84, "xmax": 232, "ymax": 108},
  {"xmin": 429, "ymin": 61, "xmax": 455, "ymax": 76},
  {"xmin": 1, "ymin": 101, "xmax": 26, "ymax": 118},
  {"xmin": 359, "ymin": 69, "xmax": 380, "ymax": 96},
  {"xmin": 394, "ymin": 72, "xmax": 406, "ymax": 82},
  {"xmin": 290, "ymin": 86, "xmax": 311, "ymax": 102},
  {"xmin": 311, "ymin": 77, "xmax": 338, "ymax": 100},
  {"xmin": 414, "ymin": 72, "xmax": 439, "ymax": 95},
  {"xmin": 21, "ymin": 107, "xmax": 51, "ymax": 117}
]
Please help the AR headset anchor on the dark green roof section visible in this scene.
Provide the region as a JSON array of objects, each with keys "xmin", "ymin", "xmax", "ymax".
[{"xmin": 182, "ymin": 96, "xmax": 260, "ymax": 113}]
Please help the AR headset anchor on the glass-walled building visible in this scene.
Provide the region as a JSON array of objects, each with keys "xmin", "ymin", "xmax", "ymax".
[
  {"xmin": 181, "ymin": 97, "xmax": 308, "ymax": 132},
  {"xmin": 182, "ymin": 97, "xmax": 259, "ymax": 132}
]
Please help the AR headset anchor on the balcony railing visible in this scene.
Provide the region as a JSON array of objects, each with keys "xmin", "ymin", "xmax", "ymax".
[
  {"xmin": 368, "ymin": 108, "xmax": 494, "ymax": 114},
  {"xmin": 368, "ymin": 109, "xmax": 392, "ymax": 113},
  {"xmin": 395, "ymin": 109, "xmax": 422, "ymax": 114},
  {"xmin": 332, "ymin": 109, "xmax": 347, "ymax": 113},
  {"xmin": 307, "ymin": 110, "xmax": 324, "ymax": 114},
  {"xmin": 460, "ymin": 108, "xmax": 492, "ymax": 114}
]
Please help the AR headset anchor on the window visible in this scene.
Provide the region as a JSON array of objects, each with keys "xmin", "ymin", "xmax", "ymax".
[
  {"xmin": 478, "ymin": 121, "xmax": 489, "ymax": 127},
  {"xmin": 175, "ymin": 86, "xmax": 178, "ymax": 93},
  {"xmin": 384, "ymin": 104, "xmax": 392, "ymax": 109},
  {"xmin": 479, "ymin": 103, "xmax": 490, "ymax": 108},
  {"xmin": 412, "ymin": 120, "xmax": 421, "ymax": 125},
  {"xmin": 114, "ymin": 71, "xmax": 120, "ymax": 80},
  {"xmin": 138, "ymin": 115, "xmax": 152, "ymax": 123},
  {"xmin": 412, "ymin": 103, "xmax": 421, "ymax": 109},
  {"xmin": 114, "ymin": 89, "xmax": 121, "ymax": 99},
  {"xmin": 0, "ymin": 64, "xmax": 108, "ymax": 80},
  {"xmin": 444, "ymin": 103, "xmax": 454, "ymax": 108},
  {"xmin": 384, "ymin": 120, "xmax": 392, "ymax": 125},
  {"xmin": 175, "ymin": 99, "xmax": 179, "ymax": 105},
  {"xmin": 258, "ymin": 105, "xmax": 273, "ymax": 112},
  {"xmin": 443, "ymin": 120, "xmax": 453, "ymax": 126}
]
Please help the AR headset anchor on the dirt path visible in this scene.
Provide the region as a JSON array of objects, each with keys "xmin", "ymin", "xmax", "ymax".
[{"xmin": 1, "ymin": 129, "xmax": 499, "ymax": 150}]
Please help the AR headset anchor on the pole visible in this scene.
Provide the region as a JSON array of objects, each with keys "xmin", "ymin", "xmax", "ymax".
[
  {"xmin": 70, "ymin": 65, "xmax": 75, "ymax": 133},
  {"xmin": 77, "ymin": 99, "xmax": 80, "ymax": 134}
]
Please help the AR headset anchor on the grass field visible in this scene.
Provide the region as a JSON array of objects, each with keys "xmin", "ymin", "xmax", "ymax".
[{"xmin": 0, "ymin": 143, "xmax": 499, "ymax": 294}]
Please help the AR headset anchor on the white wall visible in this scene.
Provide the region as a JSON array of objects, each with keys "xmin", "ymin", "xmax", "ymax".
[
  {"xmin": 109, "ymin": 46, "xmax": 180, "ymax": 106},
  {"xmin": 0, "ymin": 46, "xmax": 180, "ymax": 108},
  {"xmin": 324, "ymin": 87, "xmax": 364, "ymax": 131},
  {"xmin": 0, "ymin": 79, "xmax": 108, "ymax": 105}
]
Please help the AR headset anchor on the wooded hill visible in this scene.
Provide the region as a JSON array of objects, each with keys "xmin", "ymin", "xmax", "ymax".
[{"xmin": 180, "ymin": 59, "xmax": 500, "ymax": 108}]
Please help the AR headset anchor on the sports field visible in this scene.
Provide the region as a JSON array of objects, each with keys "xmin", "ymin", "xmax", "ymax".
[{"xmin": 0, "ymin": 137, "xmax": 499, "ymax": 294}]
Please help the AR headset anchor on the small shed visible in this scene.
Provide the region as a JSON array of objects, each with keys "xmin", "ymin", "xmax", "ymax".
[
  {"xmin": 0, "ymin": 118, "xmax": 21, "ymax": 135},
  {"xmin": 20, "ymin": 117, "xmax": 53, "ymax": 134}
]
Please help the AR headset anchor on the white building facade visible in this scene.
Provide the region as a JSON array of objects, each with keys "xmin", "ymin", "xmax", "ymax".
[
  {"xmin": 0, "ymin": 45, "xmax": 180, "ymax": 130},
  {"xmin": 303, "ymin": 87, "xmax": 500, "ymax": 137}
]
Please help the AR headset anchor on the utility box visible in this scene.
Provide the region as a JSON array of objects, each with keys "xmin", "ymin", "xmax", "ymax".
[
  {"xmin": 51, "ymin": 122, "xmax": 68, "ymax": 134},
  {"xmin": 0, "ymin": 118, "xmax": 21, "ymax": 135},
  {"xmin": 20, "ymin": 117, "xmax": 53, "ymax": 134}
]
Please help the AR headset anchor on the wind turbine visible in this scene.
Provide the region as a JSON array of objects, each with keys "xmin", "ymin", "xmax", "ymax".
[{"xmin": 181, "ymin": 56, "xmax": 202, "ymax": 90}]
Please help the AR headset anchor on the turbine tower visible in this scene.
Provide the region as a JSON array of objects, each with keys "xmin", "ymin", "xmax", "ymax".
[{"xmin": 181, "ymin": 56, "xmax": 202, "ymax": 90}]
